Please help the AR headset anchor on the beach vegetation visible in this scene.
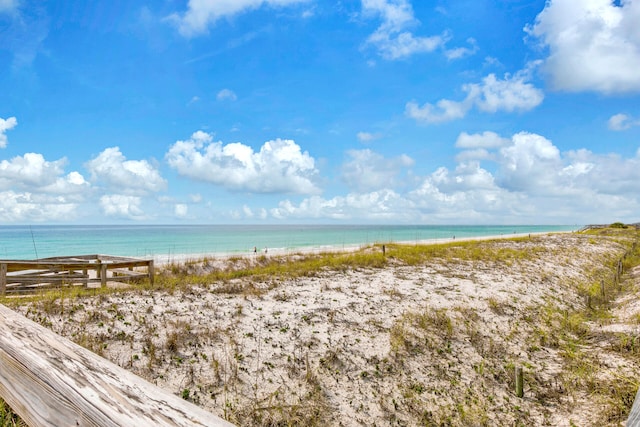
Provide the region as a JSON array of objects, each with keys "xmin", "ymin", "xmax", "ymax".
[{"xmin": 0, "ymin": 399, "xmax": 26, "ymax": 427}]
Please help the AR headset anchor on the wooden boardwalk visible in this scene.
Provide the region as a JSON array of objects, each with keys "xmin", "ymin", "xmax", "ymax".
[{"xmin": 0, "ymin": 254, "xmax": 154, "ymax": 295}]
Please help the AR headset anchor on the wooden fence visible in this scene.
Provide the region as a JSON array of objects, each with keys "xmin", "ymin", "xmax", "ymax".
[
  {"xmin": 0, "ymin": 303, "xmax": 233, "ymax": 426},
  {"xmin": 0, "ymin": 255, "xmax": 154, "ymax": 295}
]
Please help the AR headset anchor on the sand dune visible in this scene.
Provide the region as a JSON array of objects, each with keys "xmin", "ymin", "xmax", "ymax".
[{"xmin": 10, "ymin": 231, "xmax": 640, "ymax": 426}]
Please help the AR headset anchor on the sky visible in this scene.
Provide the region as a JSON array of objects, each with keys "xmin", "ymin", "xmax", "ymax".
[{"xmin": 1, "ymin": 0, "xmax": 639, "ymax": 225}]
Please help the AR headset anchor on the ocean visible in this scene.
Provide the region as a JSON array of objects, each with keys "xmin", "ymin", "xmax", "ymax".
[{"xmin": 0, "ymin": 224, "xmax": 578, "ymax": 262}]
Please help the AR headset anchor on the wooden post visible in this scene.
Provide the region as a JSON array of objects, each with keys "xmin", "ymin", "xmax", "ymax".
[
  {"xmin": 0, "ymin": 263, "xmax": 6, "ymax": 296},
  {"xmin": 586, "ymin": 294, "xmax": 592, "ymax": 309},
  {"xmin": 148, "ymin": 260, "xmax": 154, "ymax": 286},
  {"xmin": 382, "ymin": 245, "xmax": 386, "ymax": 256},
  {"xmin": 619, "ymin": 260, "xmax": 623, "ymax": 277},
  {"xmin": 515, "ymin": 366, "xmax": 524, "ymax": 398},
  {"xmin": 601, "ymin": 279, "xmax": 605, "ymax": 298},
  {"xmin": 97, "ymin": 260, "xmax": 107, "ymax": 288}
]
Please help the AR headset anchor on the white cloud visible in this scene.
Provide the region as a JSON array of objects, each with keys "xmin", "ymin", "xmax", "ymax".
[
  {"xmin": 0, "ymin": 150, "xmax": 89, "ymax": 222},
  {"xmin": 270, "ymin": 189, "xmax": 409, "ymax": 221},
  {"xmin": 405, "ymin": 98, "xmax": 470, "ymax": 124},
  {"xmin": 266, "ymin": 130, "xmax": 640, "ymax": 224},
  {"xmin": 362, "ymin": 0, "xmax": 448, "ymax": 60},
  {"xmin": 497, "ymin": 132, "xmax": 562, "ymax": 193},
  {"xmin": 527, "ymin": 0, "xmax": 640, "ymax": 94},
  {"xmin": 168, "ymin": 0, "xmax": 308, "ymax": 37},
  {"xmin": 465, "ymin": 67, "xmax": 544, "ymax": 113},
  {"xmin": 0, "ymin": 190, "xmax": 79, "ymax": 223},
  {"xmin": 100, "ymin": 194, "xmax": 146, "ymax": 220},
  {"xmin": 608, "ymin": 113, "xmax": 640, "ymax": 131},
  {"xmin": 357, "ymin": 131, "xmax": 383, "ymax": 142},
  {"xmin": 86, "ymin": 147, "xmax": 166, "ymax": 195},
  {"xmin": 341, "ymin": 149, "xmax": 414, "ymax": 192},
  {"xmin": 445, "ymin": 37, "xmax": 478, "ymax": 60},
  {"xmin": 217, "ymin": 89, "xmax": 237, "ymax": 101},
  {"xmin": 406, "ymin": 66, "xmax": 544, "ymax": 124},
  {"xmin": 175, "ymin": 204, "xmax": 188, "ymax": 218},
  {"xmin": 454, "ymin": 131, "xmax": 510, "ymax": 163},
  {"xmin": 0, "ymin": 116, "xmax": 17, "ymax": 148},
  {"xmin": 0, "ymin": 153, "xmax": 88, "ymax": 195},
  {"xmin": 455, "ymin": 131, "xmax": 511, "ymax": 149},
  {"xmin": 165, "ymin": 131, "xmax": 320, "ymax": 194}
]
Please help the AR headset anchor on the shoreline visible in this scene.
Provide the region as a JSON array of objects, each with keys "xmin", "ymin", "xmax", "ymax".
[{"xmin": 151, "ymin": 230, "xmax": 566, "ymax": 266}]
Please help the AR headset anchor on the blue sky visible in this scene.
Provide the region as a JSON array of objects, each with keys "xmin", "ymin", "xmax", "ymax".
[{"xmin": 1, "ymin": 0, "xmax": 639, "ymax": 225}]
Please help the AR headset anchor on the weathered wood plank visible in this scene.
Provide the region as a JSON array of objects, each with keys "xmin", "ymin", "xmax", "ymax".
[
  {"xmin": 0, "ymin": 304, "xmax": 234, "ymax": 427},
  {"xmin": 628, "ymin": 387, "xmax": 640, "ymax": 426}
]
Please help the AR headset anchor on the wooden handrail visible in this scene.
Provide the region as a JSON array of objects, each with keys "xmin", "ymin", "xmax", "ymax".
[
  {"xmin": 0, "ymin": 304, "xmax": 234, "ymax": 427},
  {"xmin": 0, "ymin": 254, "xmax": 155, "ymax": 294}
]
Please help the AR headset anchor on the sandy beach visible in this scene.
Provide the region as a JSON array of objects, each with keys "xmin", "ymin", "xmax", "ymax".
[{"xmin": 7, "ymin": 230, "xmax": 640, "ymax": 426}]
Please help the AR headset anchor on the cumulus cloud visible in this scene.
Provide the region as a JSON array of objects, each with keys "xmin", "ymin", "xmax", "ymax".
[
  {"xmin": 608, "ymin": 113, "xmax": 640, "ymax": 131},
  {"xmin": 166, "ymin": 131, "xmax": 320, "ymax": 194},
  {"xmin": 497, "ymin": 132, "xmax": 562, "ymax": 193},
  {"xmin": 85, "ymin": 147, "xmax": 166, "ymax": 195},
  {"xmin": 406, "ymin": 66, "xmax": 544, "ymax": 123},
  {"xmin": 0, "ymin": 190, "xmax": 79, "ymax": 222},
  {"xmin": 100, "ymin": 194, "xmax": 146, "ymax": 220},
  {"xmin": 0, "ymin": 116, "xmax": 17, "ymax": 148},
  {"xmin": 466, "ymin": 67, "xmax": 544, "ymax": 113},
  {"xmin": 267, "ymin": 130, "xmax": 640, "ymax": 224},
  {"xmin": 341, "ymin": 149, "xmax": 414, "ymax": 192},
  {"xmin": 362, "ymin": 0, "xmax": 449, "ymax": 60},
  {"xmin": 454, "ymin": 131, "xmax": 511, "ymax": 162},
  {"xmin": 0, "ymin": 149, "xmax": 89, "ymax": 222},
  {"xmin": 0, "ymin": 153, "xmax": 88, "ymax": 195},
  {"xmin": 168, "ymin": 0, "xmax": 308, "ymax": 37},
  {"xmin": 270, "ymin": 189, "xmax": 409, "ymax": 221},
  {"xmin": 217, "ymin": 89, "xmax": 237, "ymax": 101},
  {"xmin": 527, "ymin": 0, "xmax": 640, "ymax": 94}
]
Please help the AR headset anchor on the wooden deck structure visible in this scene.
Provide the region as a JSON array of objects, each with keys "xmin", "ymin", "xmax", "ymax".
[{"xmin": 0, "ymin": 254, "xmax": 154, "ymax": 295}]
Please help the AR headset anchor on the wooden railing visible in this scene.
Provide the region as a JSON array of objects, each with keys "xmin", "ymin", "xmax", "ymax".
[
  {"xmin": 0, "ymin": 304, "xmax": 233, "ymax": 426},
  {"xmin": 0, "ymin": 254, "xmax": 154, "ymax": 294}
]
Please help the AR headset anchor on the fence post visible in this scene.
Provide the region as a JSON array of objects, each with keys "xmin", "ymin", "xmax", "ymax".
[
  {"xmin": 515, "ymin": 366, "xmax": 524, "ymax": 398},
  {"xmin": 148, "ymin": 260, "xmax": 155, "ymax": 286},
  {"xmin": 0, "ymin": 263, "xmax": 6, "ymax": 295}
]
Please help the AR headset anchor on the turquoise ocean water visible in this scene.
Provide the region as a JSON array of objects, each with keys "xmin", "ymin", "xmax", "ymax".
[{"xmin": 0, "ymin": 224, "xmax": 578, "ymax": 261}]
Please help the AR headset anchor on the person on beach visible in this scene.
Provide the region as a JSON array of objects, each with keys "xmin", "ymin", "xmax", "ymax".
[{"xmin": 253, "ymin": 246, "xmax": 257, "ymax": 254}]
